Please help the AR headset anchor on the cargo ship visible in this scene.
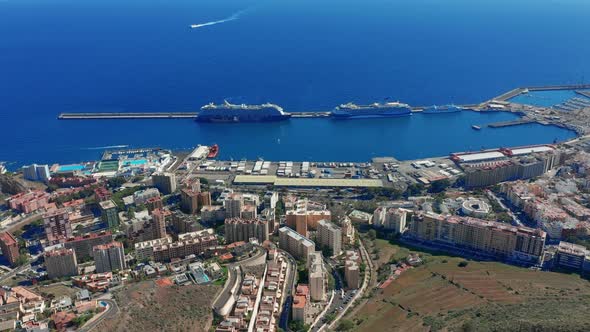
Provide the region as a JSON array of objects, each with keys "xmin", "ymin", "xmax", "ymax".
[
  {"xmin": 196, "ymin": 101, "xmax": 291, "ymax": 122},
  {"xmin": 207, "ymin": 144, "xmax": 219, "ymax": 158},
  {"xmin": 423, "ymin": 104, "xmax": 463, "ymax": 114},
  {"xmin": 331, "ymin": 101, "xmax": 411, "ymax": 119}
]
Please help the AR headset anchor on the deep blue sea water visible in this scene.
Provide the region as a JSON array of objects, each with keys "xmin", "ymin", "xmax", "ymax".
[{"xmin": 1, "ymin": 0, "xmax": 588, "ymax": 167}]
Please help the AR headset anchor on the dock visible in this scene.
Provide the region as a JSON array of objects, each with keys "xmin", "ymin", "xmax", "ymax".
[
  {"xmin": 487, "ymin": 119, "xmax": 535, "ymax": 128},
  {"xmin": 56, "ymin": 84, "xmax": 590, "ymax": 121},
  {"xmin": 493, "ymin": 84, "xmax": 590, "ymax": 102},
  {"xmin": 58, "ymin": 112, "xmax": 198, "ymax": 119}
]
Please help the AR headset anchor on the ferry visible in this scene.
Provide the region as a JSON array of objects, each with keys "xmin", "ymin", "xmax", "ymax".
[
  {"xmin": 207, "ymin": 144, "xmax": 219, "ymax": 159},
  {"xmin": 331, "ymin": 101, "xmax": 412, "ymax": 119},
  {"xmin": 423, "ymin": 104, "xmax": 463, "ymax": 114},
  {"xmin": 197, "ymin": 101, "xmax": 291, "ymax": 122}
]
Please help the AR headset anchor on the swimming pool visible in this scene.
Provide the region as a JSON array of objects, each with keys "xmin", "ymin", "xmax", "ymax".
[
  {"xmin": 58, "ymin": 164, "xmax": 85, "ymax": 172},
  {"xmin": 122, "ymin": 159, "xmax": 147, "ymax": 166}
]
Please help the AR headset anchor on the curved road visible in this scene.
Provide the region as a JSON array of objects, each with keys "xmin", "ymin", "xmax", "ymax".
[{"xmin": 79, "ymin": 299, "xmax": 119, "ymax": 332}]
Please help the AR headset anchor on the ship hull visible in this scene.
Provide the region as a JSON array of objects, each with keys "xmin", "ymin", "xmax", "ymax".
[
  {"xmin": 195, "ymin": 114, "xmax": 291, "ymax": 123},
  {"xmin": 331, "ymin": 110, "xmax": 411, "ymax": 119},
  {"xmin": 423, "ymin": 105, "xmax": 463, "ymax": 114}
]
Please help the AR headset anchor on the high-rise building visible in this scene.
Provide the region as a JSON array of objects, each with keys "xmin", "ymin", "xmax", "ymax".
[
  {"xmin": 344, "ymin": 250, "xmax": 361, "ymax": 289},
  {"xmin": 43, "ymin": 209, "xmax": 73, "ymax": 243},
  {"xmin": 200, "ymin": 205, "xmax": 226, "ymax": 223},
  {"xmin": 146, "ymin": 196, "xmax": 163, "ymax": 213},
  {"xmin": 263, "ymin": 191, "xmax": 279, "ymax": 209},
  {"xmin": 44, "ymin": 248, "xmax": 78, "ymax": 279},
  {"xmin": 134, "ymin": 237, "xmax": 173, "ymax": 262},
  {"xmin": 316, "ymin": 219, "xmax": 342, "ymax": 256},
  {"xmin": 22, "ymin": 164, "xmax": 51, "ymax": 182},
  {"xmin": 170, "ymin": 210, "xmax": 200, "ymax": 235},
  {"xmin": 278, "ymin": 227, "xmax": 315, "ymax": 261},
  {"xmin": 152, "ymin": 229, "xmax": 218, "ymax": 262},
  {"xmin": 93, "ymin": 241, "xmax": 127, "ymax": 273},
  {"xmin": 0, "ymin": 232, "xmax": 20, "ymax": 266},
  {"xmin": 94, "ymin": 187, "xmax": 112, "ymax": 202},
  {"xmin": 286, "ymin": 199, "xmax": 331, "ymax": 237},
  {"xmin": 339, "ymin": 216, "xmax": 355, "ymax": 245},
  {"xmin": 152, "ymin": 173, "xmax": 177, "ymax": 195},
  {"xmin": 308, "ymin": 252, "xmax": 325, "ymax": 301},
  {"xmin": 224, "ymin": 193, "xmax": 244, "ymax": 219},
  {"xmin": 373, "ymin": 207, "xmax": 408, "ymax": 233},
  {"xmin": 63, "ymin": 231, "xmax": 113, "ymax": 261},
  {"xmin": 133, "ymin": 188, "xmax": 160, "ymax": 205},
  {"xmin": 151, "ymin": 208, "xmax": 170, "ymax": 240},
  {"xmin": 240, "ymin": 205, "xmax": 257, "ymax": 220},
  {"xmin": 99, "ymin": 200, "xmax": 119, "ymax": 229},
  {"xmin": 224, "ymin": 218, "xmax": 269, "ymax": 244},
  {"xmin": 181, "ymin": 189, "xmax": 211, "ymax": 214},
  {"xmin": 554, "ymin": 241, "xmax": 590, "ymax": 271},
  {"xmin": 8, "ymin": 191, "xmax": 50, "ymax": 214},
  {"xmin": 408, "ymin": 212, "xmax": 546, "ymax": 264}
]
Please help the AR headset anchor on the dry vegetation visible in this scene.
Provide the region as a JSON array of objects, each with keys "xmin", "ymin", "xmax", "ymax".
[
  {"xmin": 97, "ymin": 280, "xmax": 221, "ymax": 332},
  {"xmin": 351, "ymin": 241, "xmax": 590, "ymax": 332}
]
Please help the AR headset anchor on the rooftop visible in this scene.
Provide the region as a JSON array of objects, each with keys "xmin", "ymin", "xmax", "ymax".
[{"xmin": 233, "ymin": 175, "xmax": 382, "ymax": 188}]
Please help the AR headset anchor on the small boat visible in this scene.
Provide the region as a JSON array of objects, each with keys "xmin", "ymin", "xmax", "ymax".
[
  {"xmin": 207, "ymin": 144, "xmax": 219, "ymax": 158},
  {"xmin": 472, "ymin": 125, "xmax": 481, "ymax": 130}
]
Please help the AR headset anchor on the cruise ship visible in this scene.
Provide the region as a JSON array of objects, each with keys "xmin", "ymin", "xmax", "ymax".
[
  {"xmin": 331, "ymin": 101, "xmax": 412, "ymax": 119},
  {"xmin": 196, "ymin": 101, "xmax": 291, "ymax": 122},
  {"xmin": 423, "ymin": 104, "xmax": 464, "ymax": 114}
]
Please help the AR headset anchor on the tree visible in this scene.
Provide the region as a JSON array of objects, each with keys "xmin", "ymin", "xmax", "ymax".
[
  {"xmin": 107, "ymin": 177, "xmax": 126, "ymax": 189},
  {"xmin": 429, "ymin": 179, "xmax": 451, "ymax": 193},
  {"xmin": 368, "ymin": 229, "xmax": 377, "ymax": 241},
  {"xmin": 127, "ymin": 207, "xmax": 136, "ymax": 219},
  {"xmin": 288, "ymin": 320, "xmax": 309, "ymax": 332},
  {"xmin": 405, "ymin": 183, "xmax": 425, "ymax": 197},
  {"xmin": 458, "ymin": 260, "xmax": 469, "ymax": 267}
]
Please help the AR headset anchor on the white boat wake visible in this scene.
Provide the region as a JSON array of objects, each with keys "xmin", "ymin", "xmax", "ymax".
[{"xmin": 190, "ymin": 10, "xmax": 246, "ymax": 29}]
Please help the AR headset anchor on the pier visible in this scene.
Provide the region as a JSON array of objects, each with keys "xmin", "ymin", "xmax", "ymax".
[
  {"xmin": 493, "ymin": 84, "xmax": 590, "ymax": 102},
  {"xmin": 487, "ymin": 119, "xmax": 535, "ymax": 128},
  {"xmin": 58, "ymin": 112, "xmax": 198, "ymax": 119},
  {"xmin": 56, "ymin": 84, "xmax": 590, "ymax": 121}
]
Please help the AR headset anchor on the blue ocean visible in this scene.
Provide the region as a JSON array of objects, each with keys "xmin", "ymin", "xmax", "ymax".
[{"xmin": 1, "ymin": 0, "xmax": 588, "ymax": 167}]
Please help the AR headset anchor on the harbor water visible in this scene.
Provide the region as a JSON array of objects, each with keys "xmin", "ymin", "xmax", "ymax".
[{"xmin": 0, "ymin": 0, "xmax": 588, "ymax": 167}]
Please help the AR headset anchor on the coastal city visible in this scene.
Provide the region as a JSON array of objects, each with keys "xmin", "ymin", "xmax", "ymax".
[{"xmin": 2, "ymin": 85, "xmax": 590, "ymax": 331}]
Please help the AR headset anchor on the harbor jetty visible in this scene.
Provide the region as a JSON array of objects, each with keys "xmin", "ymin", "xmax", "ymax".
[
  {"xmin": 58, "ymin": 112, "xmax": 198, "ymax": 119},
  {"xmin": 56, "ymin": 84, "xmax": 590, "ymax": 121},
  {"xmin": 487, "ymin": 119, "xmax": 534, "ymax": 128}
]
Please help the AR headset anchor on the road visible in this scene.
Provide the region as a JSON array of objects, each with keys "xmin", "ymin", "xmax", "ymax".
[
  {"xmin": 1, "ymin": 212, "xmax": 43, "ymax": 233},
  {"xmin": 310, "ymin": 255, "xmax": 355, "ymax": 332},
  {"xmin": 486, "ymin": 189, "xmax": 523, "ymax": 226},
  {"xmin": 0, "ymin": 264, "xmax": 31, "ymax": 283},
  {"xmin": 326, "ymin": 238, "xmax": 373, "ymax": 331},
  {"xmin": 278, "ymin": 250, "xmax": 297, "ymax": 331},
  {"xmin": 79, "ymin": 299, "xmax": 119, "ymax": 332}
]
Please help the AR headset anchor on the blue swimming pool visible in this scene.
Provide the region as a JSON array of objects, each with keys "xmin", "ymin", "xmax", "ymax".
[
  {"xmin": 122, "ymin": 159, "xmax": 147, "ymax": 166},
  {"xmin": 58, "ymin": 164, "xmax": 86, "ymax": 172}
]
